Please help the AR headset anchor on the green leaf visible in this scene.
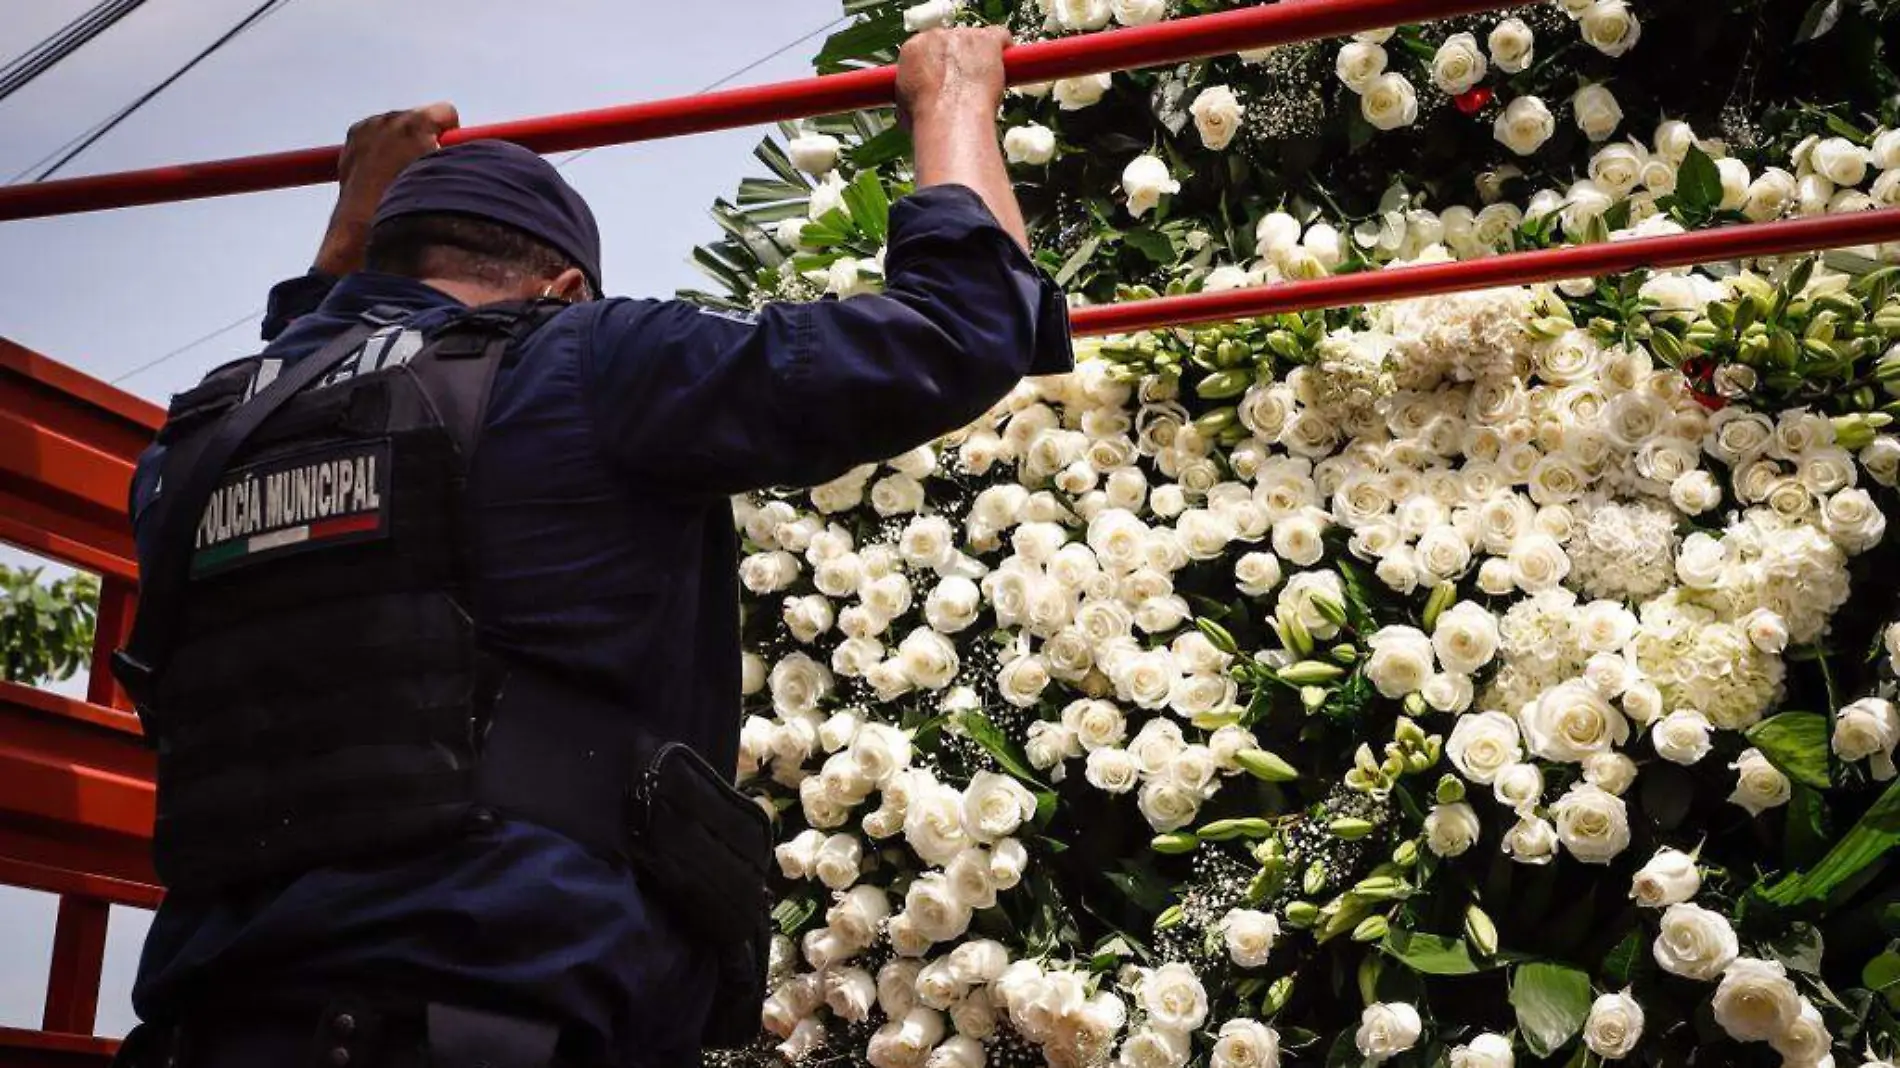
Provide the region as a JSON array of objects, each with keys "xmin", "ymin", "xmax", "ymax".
[
  {"xmin": 1677, "ymin": 145, "xmax": 1724, "ymax": 215},
  {"xmin": 960, "ymin": 711, "xmax": 1048, "ymax": 787},
  {"xmin": 841, "ymin": 170, "xmax": 892, "ymax": 243},
  {"xmin": 1747, "ymin": 713, "xmax": 1832, "ymax": 789},
  {"xmin": 1510, "ymin": 962, "xmax": 1593, "ymax": 1058},
  {"xmin": 1381, "ymin": 928, "xmax": 1491, "ymax": 975},
  {"xmin": 773, "ymin": 892, "xmax": 820, "ymax": 936},
  {"xmin": 849, "ymin": 126, "xmax": 913, "ymax": 169},
  {"xmin": 1764, "ymin": 778, "xmax": 1900, "ymax": 907},
  {"xmin": 1787, "ymin": 785, "xmax": 1832, "ymax": 868},
  {"xmin": 1601, "ymin": 927, "xmax": 1645, "ymax": 986},
  {"xmin": 737, "ymin": 176, "xmax": 811, "ymax": 206},
  {"xmin": 1125, "ymin": 228, "xmax": 1176, "ymax": 265},
  {"xmin": 1765, "ymin": 922, "xmax": 1825, "ymax": 975},
  {"xmin": 812, "ymin": 12, "xmax": 906, "ymax": 73},
  {"xmin": 1056, "ymin": 236, "xmax": 1103, "ymax": 287},
  {"xmin": 1864, "ymin": 950, "xmax": 1900, "ymax": 1009},
  {"xmin": 1796, "ymin": 0, "xmax": 1844, "ymax": 42}
]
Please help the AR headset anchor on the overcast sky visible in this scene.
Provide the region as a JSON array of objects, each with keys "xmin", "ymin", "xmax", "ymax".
[{"xmin": 0, "ymin": 0, "xmax": 839, "ymax": 1035}]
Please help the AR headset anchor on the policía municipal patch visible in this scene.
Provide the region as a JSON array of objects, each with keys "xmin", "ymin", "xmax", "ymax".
[{"xmin": 190, "ymin": 439, "xmax": 392, "ymax": 577}]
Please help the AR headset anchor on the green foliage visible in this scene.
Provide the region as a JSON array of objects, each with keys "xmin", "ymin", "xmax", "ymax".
[{"xmin": 0, "ymin": 564, "xmax": 98, "ymax": 686}]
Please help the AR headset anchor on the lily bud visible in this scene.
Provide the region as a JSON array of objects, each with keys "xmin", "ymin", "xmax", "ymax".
[
  {"xmin": 1329, "ymin": 816, "xmax": 1376, "ymax": 840},
  {"xmin": 1351, "ymin": 915, "xmax": 1390, "ymax": 942},
  {"xmin": 1283, "ymin": 901, "xmax": 1321, "ymax": 928},
  {"xmin": 1422, "ymin": 582, "xmax": 1457, "ymax": 631},
  {"xmin": 1465, "ymin": 904, "xmax": 1499, "ymax": 957},
  {"xmin": 1236, "ymin": 749, "xmax": 1300, "ymax": 783},
  {"xmin": 1151, "ymin": 832, "xmax": 1200, "ymax": 854},
  {"xmin": 1435, "ymin": 774, "xmax": 1466, "ymax": 805}
]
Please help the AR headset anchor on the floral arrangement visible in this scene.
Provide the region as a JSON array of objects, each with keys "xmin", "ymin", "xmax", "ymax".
[{"xmin": 691, "ymin": 1, "xmax": 1900, "ymax": 1066}]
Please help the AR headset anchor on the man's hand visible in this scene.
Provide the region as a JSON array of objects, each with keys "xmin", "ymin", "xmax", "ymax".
[
  {"xmin": 895, "ymin": 27, "xmax": 1011, "ymax": 130},
  {"xmin": 313, "ymin": 102, "xmax": 460, "ymax": 276},
  {"xmin": 895, "ymin": 28, "xmax": 1029, "ymax": 250}
]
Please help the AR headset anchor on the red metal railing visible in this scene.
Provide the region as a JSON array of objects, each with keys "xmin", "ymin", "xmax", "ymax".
[
  {"xmin": 0, "ymin": 339, "xmax": 159, "ymax": 1065},
  {"xmin": 0, "ymin": 0, "xmax": 1514, "ymax": 222}
]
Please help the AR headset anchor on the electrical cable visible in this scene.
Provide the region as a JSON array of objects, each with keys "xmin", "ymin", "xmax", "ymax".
[
  {"xmin": 13, "ymin": 0, "xmax": 295, "ymax": 184},
  {"xmin": 0, "ymin": 0, "xmax": 149, "ymax": 105}
]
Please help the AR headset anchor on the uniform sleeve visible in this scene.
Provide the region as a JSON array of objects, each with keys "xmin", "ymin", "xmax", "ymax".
[
  {"xmin": 261, "ymin": 270, "xmax": 340, "ymax": 341},
  {"xmin": 581, "ymin": 184, "xmax": 1072, "ymax": 496}
]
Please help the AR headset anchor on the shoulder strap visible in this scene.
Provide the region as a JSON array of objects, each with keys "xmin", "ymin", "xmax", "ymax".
[
  {"xmin": 113, "ymin": 309, "xmax": 400, "ymax": 726},
  {"xmin": 408, "ymin": 298, "xmax": 565, "ymax": 461}
]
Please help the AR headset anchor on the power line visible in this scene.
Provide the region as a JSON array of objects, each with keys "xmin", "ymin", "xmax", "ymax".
[
  {"xmin": 15, "ymin": 0, "xmax": 296, "ymax": 184},
  {"xmin": 114, "ymin": 13, "xmax": 850, "ymax": 388},
  {"xmin": 0, "ymin": 0, "xmax": 150, "ymax": 105}
]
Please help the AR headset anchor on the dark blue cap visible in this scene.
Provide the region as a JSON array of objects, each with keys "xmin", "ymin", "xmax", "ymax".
[{"xmin": 372, "ymin": 139, "xmax": 602, "ymax": 295}]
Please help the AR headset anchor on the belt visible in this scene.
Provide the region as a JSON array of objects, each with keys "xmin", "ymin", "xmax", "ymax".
[{"xmin": 117, "ymin": 1001, "xmax": 570, "ymax": 1068}]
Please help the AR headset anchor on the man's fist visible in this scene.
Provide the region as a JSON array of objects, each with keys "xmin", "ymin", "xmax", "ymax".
[
  {"xmin": 315, "ymin": 103, "xmax": 459, "ymax": 276},
  {"xmin": 337, "ymin": 102, "xmax": 460, "ymax": 205},
  {"xmin": 895, "ymin": 28, "xmax": 1012, "ymax": 128}
]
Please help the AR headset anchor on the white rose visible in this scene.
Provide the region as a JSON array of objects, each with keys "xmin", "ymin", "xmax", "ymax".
[
  {"xmin": 788, "ymin": 133, "xmax": 843, "ymax": 175},
  {"xmin": 1654, "ymin": 119, "xmax": 1696, "ymax": 163},
  {"xmin": 1122, "ymin": 154, "xmax": 1180, "ymax": 218},
  {"xmin": 1335, "ymin": 41, "xmax": 1388, "ymax": 93},
  {"xmin": 1190, "ymin": 85, "xmax": 1245, "ymax": 151},
  {"xmin": 869, "ymin": 1008, "xmax": 947, "ymax": 1068},
  {"xmin": 1579, "ymin": 0, "xmax": 1641, "ymax": 56},
  {"xmin": 903, "ymin": 0, "xmax": 959, "ymax": 30},
  {"xmin": 1551, "ymin": 782, "xmax": 1631, "ymax": 863},
  {"xmin": 1118, "ymin": 1027, "xmax": 1190, "ymax": 1068},
  {"xmin": 1136, "ymin": 777, "xmax": 1200, "ymax": 831},
  {"xmin": 1366, "ymin": 625, "xmax": 1437, "ymax": 698},
  {"xmin": 1139, "ymin": 962, "xmax": 1209, "ymax": 1032},
  {"xmin": 1025, "ymin": 721, "xmax": 1078, "ymax": 775},
  {"xmin": 926, "ymin": 1036, "xmax": 986, "ymax": 1068},
  {"xmin": 1272, "ymin": 509, "xmax": 1328, "ymax": 566},
  {"xmin": 1355, "ymin": 1002, "xmax": 1423, "ymax": 1063},
  {"xmin": 1496, "ymin": 96, "xmax": 1556, "ymax": 156},
  {"xmin": 1523, "ymin": 680, "xmax": 1630, "ymax": 762},
  {"xmin": 827, "ymin": 966, "xmax": 879, "ymax": 1022},
  {"xmin": 1670, "ymin": 470, "xmax": 1723, "ymax": 515},
  {"xmin": 1651, "ymin": 710, "xmax": 1714, "ymax": 765},
  {"xmin": 1744, "ymin": 167, "xmax": 1798, "ymax": 221},
  {"xmin": 1711, "ymin": 958, "xmax": 1802, "ymax": 1042},
  {"xmin": 1254, "ymin": 212, "xmax": 1302, "ymax": 258},
  {"xmin": 917, "ymin": 958, "xmax": 969, "ymax": 1010},
  {"xmin": 1062, "ymin": 698, "xmax": 1127, "ymax": 752},
  {"xmin": 1813, "ymin": 136, "xmax": 1871, "ymax": 187},
  {"xmin": 1111, "ymin": 0, "xmax": 1166, "ymax": 25},
  {"xmin": 771, "ymin": 653, "xmax": 834, "ymax": 717},
  {"xmin": 741, "ymin": 550, "xmax": 799, "ymax": 594},
  {"xmin": 1488, "ymin": 17, "xmax": 1534, "ymax": 73},
  {"xmin": 1085, "ymin": 747, "xmax": 1141, "ymax": 793},
  {"xmin": 1502, "ymin": 814, "xmax": 1559, "ymax": 864},
  {"xmin": 1052, "ymin": 0, "xmax": 1111, "ymax": 30},
  {"xmin": 830, "ymin": 884, "xmax": 893, "ymax": 951},
  {"xmin": 1769, "ymin": 999, "xmax": 1833, "ymax": 1066},
  {"xmin": 1834, "ymin": 697, "xmax": 1899, "ymax": 779},
  {"xmin": 1509, "ymin": 532, "xmax": 1571, "ymax": 592},
  {"xmin": 1222, "ymin": 908, "xmax": 1281, "ymax": 968},
  {"xmin": 1583, "ymin": 990, "xmax": 1644, "ymax": 1059},
  {"xmin": 1590, "ymin": 142, "xmax": 1647, "ymax": 198},
  {"xmin": 1302, "ymin": 222, "xmax": 1345, "ymax": 269},
  {"xmin": 1449, "ymin": 1033, "xmax": 1514, "ymax": 1068},
  {"xmin": 1053, "ymin": 72, "xmax": 1112, "ymax": 110},
  {"xmin": 1653, "ymin": 902, "xmax": 1739, "ymax": 980},
  {"xmin": 814, "ymin": 832, "xmax": 865, "ymax": 890},
  {"xmin": 962, "ymin": 770, "xmax": 1037, "ymax": 842},
  {"xmin": 1493, "ymin": 763, "xmax": 1547, "ymax": 813},
  {"xmin": 1424, "ymin": 672, "xmax": 1475, "ymax": 714},
  {"xmin": 1448, "ymin": 711, "xmax": 1523, "ymax": 783},
  {"xmin": 904, "ymin": 874, "xmax": 975, "ymax": 945},
  {"xmin": 1362, "ymin": 73, "xmax": 1420, "ymax": 132},
  {"xmin": 925, "ymin": 577, "xmax": 982, "ymax": 634},
  {"xmin": 1824, "ymin": 487, "xmax": 1888, "ymax": 553},
  {"xmin": 1003, "ymin": 124, "xmax": 1058, "ymax": 166},
  {"xmin": 1630, "ymin": 847, "xmax": 1701, "ymax": 908},
  {"xmin": 1431, "ymin": 32, "xmax": 1488, "ymax": 95},
  {"xmin": 1425, "ymin": 801, "xmax": 1483, "ymax": 857},
  {"xmin": 905, "ymin": 779, "xmax": 970, "ymax": 866},
  {"xmin": 851, "ymin": 723, "xmax": 912, "ymax": 788},
  {"xmin": 778, "ymin": 1018, "xmax": 826, "ymax": 1061},
  {"xmin": 1729, "ymin": 747, "xmax": 1792, "ymax": 816},
  {"xmin": 1211, "ymin": 1019, "xmax": 1281, "ymax": 1068},
  {"xmin": 997, "ymin": 653, "xmax": 1050, "ymax": 708},
  {"xmin": 1584, "ymin": 751, "xmax": 1638, "ymax": 795},
  {"xmin": 1434, "ymin": 602, "xmax": 1500, "ymax": 674},
  {"xmin": 1715, "ymin": 157, "xmax": 1753, "ymax": 209},
  {"xmin": 950, "ymin": 989, "xmax": 998, "ymax": 1039},
  {"xmin": 988, "ymin": 837, "xmax": 1027, "ymax": 890},
  {"xmin": 1573, "ymin": 84, "xmax": 1623, "ymax": 142}
]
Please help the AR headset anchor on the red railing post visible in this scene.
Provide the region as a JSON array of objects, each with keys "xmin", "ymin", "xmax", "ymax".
[
  {"xmin": 41, "ymin": 896, "xmax": 109, "ymax": 1035},
  {"xmin": 85, "ymin": 580, "xmax": 136, "ymax": 714}
]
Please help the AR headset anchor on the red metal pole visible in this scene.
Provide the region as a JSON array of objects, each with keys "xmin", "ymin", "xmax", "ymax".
[
  {"xmin": 0, "ymin": 0, "xmax": 1511, "ymax": 222},
  {"xmin": 1067, "ymin": 210, "xmax": 1900, "ymax": 337},
  {"xmin": 41, "ymin": 895, "xmax": 108, "ymax": 1035}
]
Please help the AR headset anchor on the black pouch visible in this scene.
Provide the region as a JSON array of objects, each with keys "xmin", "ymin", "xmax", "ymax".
[{"xmin": 625, "ymin": 741, "xmax": 773, "ymax": 1049}]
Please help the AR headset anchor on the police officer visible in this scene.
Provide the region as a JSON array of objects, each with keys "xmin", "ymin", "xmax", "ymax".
[{"xmin": 115, "ymin": 26, "xmax": 1068, "ymax": 1068}]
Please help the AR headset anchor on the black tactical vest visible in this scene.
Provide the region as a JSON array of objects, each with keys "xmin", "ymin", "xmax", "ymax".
[{"xmin": 115, "ymin": 300, "xmax": 632, "ymax": 892}]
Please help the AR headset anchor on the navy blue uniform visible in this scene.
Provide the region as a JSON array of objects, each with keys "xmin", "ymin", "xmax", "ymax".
[{"xmin": 128, "ymin": 184, "xmax": 1070, "ymax": 1065}]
